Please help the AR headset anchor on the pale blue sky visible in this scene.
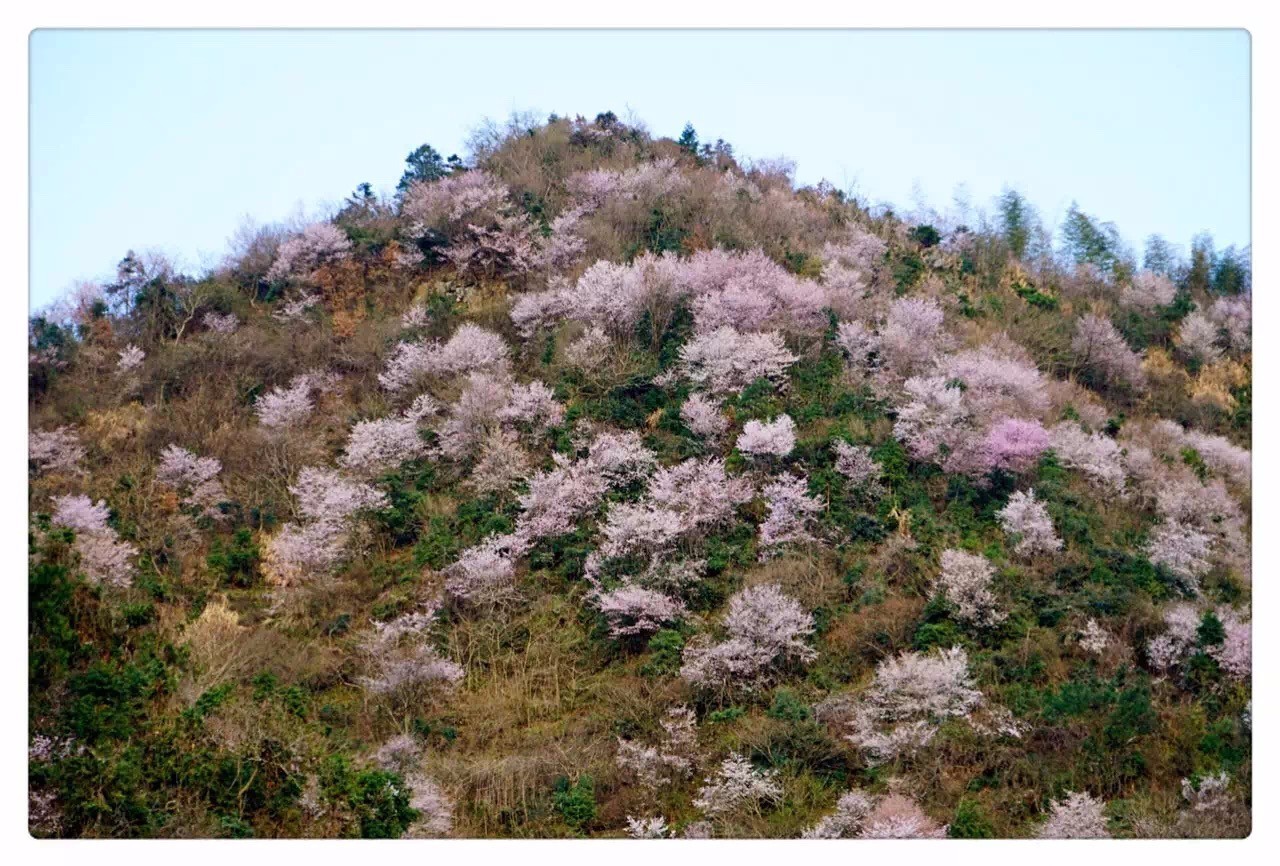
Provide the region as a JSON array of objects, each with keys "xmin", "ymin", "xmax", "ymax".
[{"xmin": 29, "ymin": 29, "xmax": 1249, "ymax": 309}]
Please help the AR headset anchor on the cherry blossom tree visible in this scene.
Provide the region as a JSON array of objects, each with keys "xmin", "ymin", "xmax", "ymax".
[
  {"xmin": 596, "ymin": 584, "xmax": 686, "ymax": 638},
  {"xmin": 267, "ymin": 222, "xmax": 353, "ymax": 283},
  {"xmin": 859, "ymin": 794, "xmax": 948, "ymax": 839},
  {"xmin": 442, "ymin": 533, "xmax": 528, "ymax": 607},
  {"xmin": 50, "ymin": 494, "xmax": 137, "ymax": 588},
  {"xmin": 844, "ymin": 646, "xmax": 984, "ymax": 765},
  {"xmin": 935, "ymin": 549, "xmax": 1005, "ymax": 627},
  {"xmin": 1072, "ymin": 313, "xmax": 1146, "ymax": 391},
  {"xmin": 30, "ymin": 427, "xmax": 86, "ymax": 474},
  {"xmin": 264, "ymin": 468, "xmax": 386, "ymax": 586},
  {"xmin": 155, "ymin": 444, "xmax": 226, "ymax": 518},
  {"xmin": 1039, "ymin": 791, "xmax": 1110, "ymax": 839},
  {"xmin": 1177, "ymin": 310, "xmax": 1223, "ymax": 363},
  {"xmin": 834, "ymin": 320, "xmax": 879, "ymax": 374},
  {"xmin": 984, "ymin": 418, "xmax": 1050, "ymax": 474},
  {"xmin": 1049, "ymin": 422, "xmax": 1128, "ymax": 494},
  {"xmin": 757, "ymin": 474, "xmax": 823, "ymax": 555},
  {"xmin": 880, "ymin": 297, "xmax": 949, "ymax": 376},
  {"xmin": 997, "ymin": 489, "xmax": 1062, "ymax": 557},
  {"xmin": 116, "ymin": 344, "xmax": 145, "ymax": 374},
  {"xmin": 255, "ymin": 370, "xmax": 338, "ymax": 429},
  {"xmin": 692, "ymin": 752, "xmax": 782, "ymax": 818},
  {"xmin": 615, "ymin": 705, "xmax": 697, "ymax": 789},
  {"xmin": 678, "ymin": 327, "xmax": 797, "ymax": 396},
  {"xmin": 340, "ymin": 413, "xmax": 430, "ymax": 477},
  {"xmin": 1119, "ymin": 271, "xmax": 1177, "ymax": 311},
  {"xmin": 379, "ymin": 323, "xmax": 511, "ymax": 393},
  {"xmin": 201, "ymin": 311, "xmax": 240, "ymax": 335},
  {"xmin": 680, "ymin": 393, "xmax": 729, "ymax": 440},
  {"xmin": 802, "ymin": 789, "xmax": 875, "ymax": 838},
  {"xmin": 1208, "ymin": 295, "xmax": 1250, "ymax": 352},
  {"xmin": 681, "ymin": 583, "xmax": 815, "ymax": 693},
  {"xmin": 736, "ymin": 414, "xmax": 796, "ymax": 458},
  {"xmin": 401, "ymin": 171, "xmax": 537, "ymax": 280},
  {"xmin": 647, "ymin": 458, "xmax": 753, "ymax": 531},
  {"xmin": 832, "ymin": 440, "xmax": 885, "ymax": 500}
]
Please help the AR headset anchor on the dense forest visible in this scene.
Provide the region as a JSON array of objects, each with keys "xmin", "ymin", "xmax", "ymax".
[{"xmin": 29, "ymin": 111, "xmax": 1251, "ymax": 838}]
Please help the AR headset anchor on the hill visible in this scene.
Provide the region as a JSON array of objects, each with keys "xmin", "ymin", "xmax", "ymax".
[{"xmin": 28, "ymin": 111, "xmax": 1251, "ymax": 839}]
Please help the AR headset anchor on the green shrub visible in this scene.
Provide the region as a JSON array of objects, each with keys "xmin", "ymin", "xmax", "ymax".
[{"xmin": 552, "ymin": 775, "xmax": 597, "ymax": 832}]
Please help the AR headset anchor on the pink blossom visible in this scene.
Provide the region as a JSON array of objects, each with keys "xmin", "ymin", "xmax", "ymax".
[
  {"xmin": 936, "ymin": 549, "xmax": 1005, "ymax": 627},
  {"xmin": 51, "ymin": 493, "xmax": 112, "ymax": 535},
  {"xmin": 939, "ymin": 346, "xmax": 1049, "ymax": 419},
  {"xmin": 340, "ymin": 415, "xmax": 429, "ymax": 477},
  {"xmin": 692, "ymin": 753, "xmax": 782, "ymax": 817},
  {"xmin": 859, "ymin": 795, "xmax": 948, "ymax": 839},
  {"xmin": 358, "ymin": 643, "xmax": 464, "ymax": 697},
  {"xmin": 50, "ymin": 494, "xmax": 136, "ymax": 588},
  {"xmin": 401, "ymin": 171, "xmax": 537, "ymax": 280},
  {"xmin": 845, "ymin": 646, "xmax": 983, "ymax": 764},
  {"xmin": 1120, "ymin": 271, "xmax": 1177, "ymax": 311},
  {"xmin": 1209, "ymin": 609, "xmax": 1250, "ymax": 680},
  {"xmin": 757, "ymin": 474, "xmax": 822, "ymax": 555},
  {"xmin": 29, "ymin": 427, "xmax": 86, "ymax": 474},
  {"xmin": 379, "ymin": 323, "xmax": 510, "ymax": 392},
  {"xmin": 1208, "ymin": 296, "xmax": 1250, "ymax": 352},
  {"xmin": 647, "ymin": 458, "xmax": 753, "ymax": 530},
  {"xmin": 1145, "ymin": 603, "xmax": 1201, "ymax": 672},
  {"xmin": 562, "ymin": 326, "xmax": 611, "ymax": 367},
  {"xmin": 615, "ymin": 706, "xmax": 697, "ymax": 788},
  {"xmin": 202, "ymin": 311, "xmax": 240, "ymax": 334},
  {"xmin": 680, "ymin": 393, "xmax": 729, "ymax": 439},
  {"xmin": 997, "ymin": 489, "xmax": 1062, "ymax": 557},
  {"xmin": 985, "ymin": 418, "xmax": 1050, "ymax": 474},
  {"xmin": 1049, "ymin": 422, "xmax": 1127, "ymax": 494},
  {"xmin": 595, "ymin": 504, "xmax": 684, "ymax": 562},
  {"xmin": 1146, "ymin": 520, "xmax": 1213, "ymax": 590},
  {"xmin": 267, "ymin": 222, "xmax": 352, "ymax": 283},
  {"xmin": 1072, "ymin": 314, "xmax": 1146, "ymax": 390},
  {"xmin": 255, "ymin": 373, "xmax": 320, "ymax": 429},
  {"xmin": 880, "ymin": 297, "xmax": 948, "ymax": 375},
  {"xmin": 678, "ymin": 327, "xmax": 797, "ymax": 396},
  {"xmin": 468, "ymin": 429, "xmax": 533, "ymax": 495},
  {"xmin": 803, "ymin": 789, "xmax": 876, "ymax": 838},
  {"xmin": 834, "ymin": 320, "xmax": 879, "ymax": 372},
  {"xmin": 443, "ymin": 533, "xmax": 527, "ymax": 606},
  {"xmin": 832, "ymin": 441, "xmax": 884, "ymax": 499},
  {"xmin": 272, "ymin": 293, "xmax": 319, "ymax": 322},
  {"xmin": 893, "ymin": 375, "xmax": 967, "ymax": 464},
  {"xmin": 290, "ymin": 467, "xmax": 386, "ymax": 524},
  {"xmin": 500, "ymin": 380, "xmax": 565, "ymax": 428},
  {"xmin": 1178, "ymin": 311, "xmax": 1223, "ymax": 363},
  {"xmin": 736, "ymin": 414, "xmax": 796, "ymax": 458},
  {"xmin": 1039, "ymin": 791, "xmax": 1110, "ymax": 839},
  {"xmin": 116, "ymin": 344, "xmax": 145, "ymax": 374},
  {"xmin": 155, "ymin": 444, "xmax": 226, "ymax": 518},
  {"xmin": 596, "ymin": 584, "xmax": 686, "ymax": 638},
  {"xmin": 681, "ymin": 583, "xmax": 814, "ymax": 693}
]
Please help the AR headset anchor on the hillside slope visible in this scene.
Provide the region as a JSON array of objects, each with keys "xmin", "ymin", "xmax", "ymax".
[{"xmin": 28, "ymin": 112, "xmax": 1251, "ymax": 839}]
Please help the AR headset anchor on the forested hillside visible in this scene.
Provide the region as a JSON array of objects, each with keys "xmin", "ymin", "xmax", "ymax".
[{"xmin": 29, "ymin": 111, "xmax": 1251, "ymax": 839}]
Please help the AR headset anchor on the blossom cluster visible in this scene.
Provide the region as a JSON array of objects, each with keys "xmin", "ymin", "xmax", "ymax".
[
  {"xmin": 50, "ymin": 494, "xmax": 137, "ymax": 588},
  {"xmin": 680, "ymin": 583, "xmax": 815, "ymax": 694},
  {"xmin": 155, "ymin": 444, "xmax": 226, "ymax": 518}
]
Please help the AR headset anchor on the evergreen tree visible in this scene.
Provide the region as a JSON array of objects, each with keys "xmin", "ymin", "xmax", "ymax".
[
  {"xmin": 996, "ymin": 188, "xmax": 1035, "ymax": 259},
  {"xmin": 677, "ymin": 123, "xmax": 699, "ymax": 156},
  {"xmin": 397, "ymin": 143, "xmax": 449, "ymax": 194}
]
